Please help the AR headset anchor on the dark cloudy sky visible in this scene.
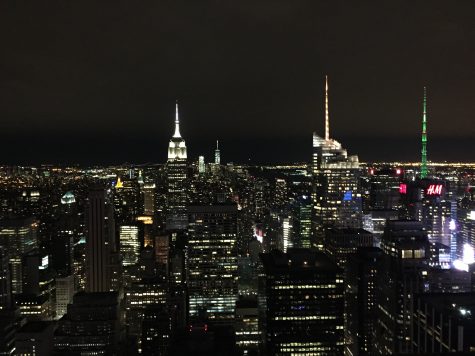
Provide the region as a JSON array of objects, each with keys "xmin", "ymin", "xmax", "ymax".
[{"xmin": 0, "ymin": 0, "xmax": 474, "ymax": 164}]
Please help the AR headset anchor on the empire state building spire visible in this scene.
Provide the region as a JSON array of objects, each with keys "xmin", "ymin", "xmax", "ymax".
[
  {"xmin": 168, "ymin": 101, "xmax": 187, "ymax": 161},
  {"xmin": 173, "ymin": 101, "xmax": 182, "ymax": 138},
  {"xmin": 325, "ymin": 75, "xmax": 330, "ymax": 141}
]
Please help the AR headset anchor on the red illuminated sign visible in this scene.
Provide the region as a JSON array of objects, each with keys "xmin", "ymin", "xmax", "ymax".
[
  {"xmin": 426, "ymin": 184, "xmax": 443, "ymax": 195},
  {"xmin": 399, "ymin": 183, "xmax": 407, "ymax": 194}
]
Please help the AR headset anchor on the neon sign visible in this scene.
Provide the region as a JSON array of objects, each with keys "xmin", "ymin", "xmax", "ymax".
[
  {"xmin": 426, "ymin": 184, "xmax": 443, "ymax": 195},
  {"xmin": 399, "ymin": 183, "xmax": 407, "ymax": 194}
]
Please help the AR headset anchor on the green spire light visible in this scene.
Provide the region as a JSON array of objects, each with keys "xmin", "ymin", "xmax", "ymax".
[{"xmin": 421, "ymin": 87, "xmax": 428, "ymax": 178}]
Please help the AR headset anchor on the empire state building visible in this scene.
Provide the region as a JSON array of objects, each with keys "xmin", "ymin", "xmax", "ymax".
[{"xmin": 166, "ymin": 102, "xmax": 188, "ymax": 230}]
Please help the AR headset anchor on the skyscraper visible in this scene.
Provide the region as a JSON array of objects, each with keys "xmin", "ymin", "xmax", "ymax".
[
  {"xmin": 375, "ymin": 220, "xmax": 429, "ymax": 354},
  {"xmin": 198, "ymin": 155, "xmax": 205, "ymax": 174},
  {"xmin": 345, "ymin": 247, "xmax": 382, "ymax": 355},
  {"xmin": 53, "ymin": 292, "xmax": 121, "ymax": 355},
  {"xmin": 187, "ymin": 203, "xmax": 238, "ymax": 325},
  {"xmin": 85, "ymin": 188, "xmax": 120, "ymax": 293},
  {"xmin": 125, "ymin": 276, "xmax": 168, "ymax": 342},
  {"xmin": 52, "ymin": 191, "xmax": 78, "ymax": 278},
  {"xmin": 119, "ymin": 225, "xmax": 140, "ymax": 266},
  {"xmin": 260, "ymin": 249, "xmax": 344, "ymax": 354},
  {"xmin": 18, "ymin": 251, "xmax": 55, "ymax": 320},
  {"xmin": 166, "ymin": 102, "xmax": 188, "ymax": 230},
  {"xmin": 113, "ymin": 177, "xmax": 140, "ymax": 225},
  {"xmin": 0, "ymin": 247, "xmax": 12, "ymax": 310},
  {"xmin": 0, "ymin": 217, "xmax": 38, "ymax": 294},
  {"xmin": 142, "ymin": 182, "xmax": 156, "ymax": 216},
  {"xmin": 215, "ymin": 140, "xmax": 220, "ymax": 165},
  {"xmin": 55, "ymin": 275, "xmax": 75, "ymax": 320},
  {"xmin": 291, "ymin": 195, "xmax": 312, "ymax": 248},
  {"xmin": 312, "ymin": 76, "xmax": 361, "ymax": 250}
]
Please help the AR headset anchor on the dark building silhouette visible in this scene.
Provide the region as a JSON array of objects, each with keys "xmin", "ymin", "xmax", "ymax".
[
  {"xmin": 260, "ymin": 249, "xmax": 344, "ymax": 354},
  {"xmin": 375, "ymin": 220, "xmax": 430, "ymax": 354},
  {"xmin": 412, "ymin": 292, "xmax": 475, "ymax": 353},
  {"xmin": 53, "ymin": 292, "xmax": 120, "ymax": 355},
  {"xmin": 85, "ymin": 188, "xmax": 120, "ymax": 293},
  {"xmin": 325, "ymin": 227, "xmax": 373, "ymax": 268},
  {"xmin": 15, "ymin": 321, "xmax": 56, "ymax": 356},
  {"xmin": 140, "ymin": 305, "xmax": 170, "ymax": 356},
  {"xmin": 345, "ymin": 247, "xmax": 382, "ymax": 355}
]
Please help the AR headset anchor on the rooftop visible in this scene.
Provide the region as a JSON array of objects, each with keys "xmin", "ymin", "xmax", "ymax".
[
  {"xmin": 17, "ymin": 321, "xmax": 56, "ymax": 334},
  {"xmin": 261, "ymin": 248, "xmax": 340, "ymax": 274}
]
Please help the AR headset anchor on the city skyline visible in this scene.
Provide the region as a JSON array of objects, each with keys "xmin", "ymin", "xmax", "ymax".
[
  {"xmin": 0, "ymin": 92, "xmax": 473, "ymax": 165},
  {"xmin": 2, "ymin": 2, "xmax": 475, "ymax": 355},
  {"xmin": 1, "ymin": 1, "xmax": 474, "ymax": 164}
]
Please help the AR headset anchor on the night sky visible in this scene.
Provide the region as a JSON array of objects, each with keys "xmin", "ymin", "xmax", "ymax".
[{"xmin": 0, "ymin": 1, "xmax": 474, "ymax": 165}]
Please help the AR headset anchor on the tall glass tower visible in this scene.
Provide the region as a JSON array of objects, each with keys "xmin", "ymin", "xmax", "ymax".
[
  {"xmin": 166, "ymin": 102, "xmax": 188, "ymax": 230},
  {"xmin": 312, "ymin": 76, "xmax": 361, "ymax": 250}
]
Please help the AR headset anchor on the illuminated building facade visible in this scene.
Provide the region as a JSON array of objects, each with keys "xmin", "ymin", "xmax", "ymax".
[
  {"xmin": 125, "ymin": 276, "xmax": 168, "ymax": 341},
  {"xmin": 401, "ymin": 179, "xmax": 451, "ymax": 246},
  {"xmin": 119, "ymin": 225, "xmax": 140, "ymax": 266},
  {"xmin": 281, "ymin": 216, "xmax": 292, "ymax": 252},
  {"xmin": 113, "ymin": 177, "xmax": 140, "ymax": 225},
  {"xmin": 273, "ymin": 178, "xmax": 287, "ymax": 211},
  {"xmin": 187, "ymin": 204, "xmax": 238, "ymax": 325},
  {"xmin": 155, "ymin": 234, "xmax": 170, "ymax": 268},
  {"xmin": 362, "ymin": 209, "xmax": 399, "ymax": 243},
  {"xmin": 312, "ymin": 76, "xmax": 360, "ymax": 250},
  {"xmin": 215, "ymin": 140, "xmax": 220, "ymax": 165},
  {"xmin": 55, "ymin": 275, "xmax": 75, "ymax": 320},
  {"xmin": 19, "ymin": 252, "xmax": 55, "ymax": 320},
  {"xmin": 290, "ymin": 195, "xmax": 312, "ymax": 248},
  {"xmin": 0, "ymin": 217, "xmax": 38, "ymax": 294},
  {"xmin": 15, "ymin": 294, "xmax": 51, "ymax": 321},
  {"xmin": 460, "ymin": 208, "xmax": 475, "ymax": 253},
  {"xmin": 336, "ymin": 190, "xmax": 363, "ymax": 229},
  {"xmin": 429, "ymin": 242, "xmax": 451, "ymax": 269},
  {"xmin": 260, "ymin": 249, "xmax": 344, "ymax": 355},
  {"xmin": 235, "ymin": 297, "xmax": 260, "ymax": 354},
  {"xmin": 198, "ymin": 155, "xmax": 205, "ymax": 174},
  {"xmin": 166, "ymin": 102, "xmax": 188, "ymax": 230}
]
